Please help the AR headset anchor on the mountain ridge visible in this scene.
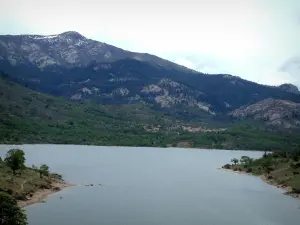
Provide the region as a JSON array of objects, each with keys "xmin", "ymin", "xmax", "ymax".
[{"xmin": 1, "ymin": 31, "xmax": 300, "ymax": 120}]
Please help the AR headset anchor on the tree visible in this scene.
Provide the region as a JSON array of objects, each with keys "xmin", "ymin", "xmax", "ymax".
[
  {"xmin": 231, "ymin": 158, "xmax": 239, "ymax": 165},
  {"xmin": 39, "ymin": 164, "xmax": 49, "ymax": 178},
  {"xmin": 4, "ymin": 149, "xmax": 26, "ymax": 175},
  {"xmin": 262, "ymin": 159, "xmax": 273, "ymax": 174},
  {"xmin": 240, "ymin": 156, "xmax": 253, "ymax": 165},
  {"xmin": 0, "ymin": 192, "xmax": 27, "ymax": 225}
]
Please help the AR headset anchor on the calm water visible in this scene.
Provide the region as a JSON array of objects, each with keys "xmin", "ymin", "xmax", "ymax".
[{"xmin": 0, "ymin": 145, "xmax": 300, "ymax": 225}]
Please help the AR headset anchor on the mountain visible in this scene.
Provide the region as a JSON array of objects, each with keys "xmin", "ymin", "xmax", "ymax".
[
  {"xmin": 278, "ymin": 84, "xmax": 300, "ymax": 94},
  {"xmin": 229, "ymin": 98, "xmax": 300, "ymax": 129},
  {"xmin": 0, "ymin": 31, "xmax": 192, "ymax": 72},
  {"xmin": 1, "ymin": 31, "xmax": 300, "ymax": 119}
]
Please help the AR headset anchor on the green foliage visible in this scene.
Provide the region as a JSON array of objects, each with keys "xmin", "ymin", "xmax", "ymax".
[
  {"xmin": 231, "ymin": 158, "xmax": 239, "ymax": 165},
  {"xmin": 1, "ymin": 77, "xmax": 300, "ymax": 151},
  {"xmin": 4, "ymin": 149, "xmax": 26, "ymax": 175},
  {"xmin": 240, "ymin": 156, "xmax": 253, "ymax": 165},
  {"xmin": 171, "ymin": 124, "xmax": 300, "ymax": 151},
  {"xmin": 0, "ymin": 191, "xmax": 27, "ymax": 225},
  {"xmin": 0, "ymin": 153, "xmax": 64, "ymax": 203},
  {"xmin": 224, "ymin": 150, "xmax": 300, "ymax": 191},
  {"xmin": 39, "ymin": 164, "xmax": 49, "ymax": 177}
]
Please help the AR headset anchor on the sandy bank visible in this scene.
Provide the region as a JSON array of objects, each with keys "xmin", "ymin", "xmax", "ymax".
[{"xmin": 18, "ymin": 182, "xmax": 73, "ymax": 208}]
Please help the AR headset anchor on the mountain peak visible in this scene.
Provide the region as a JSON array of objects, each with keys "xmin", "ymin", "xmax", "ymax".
[
  {"xmin": 278, "ymin": 83, "xmax": 300, "ymax": 94},
  {"xmin": 59, "ymin": 31, "xmax": 85, "ymax": 39}
]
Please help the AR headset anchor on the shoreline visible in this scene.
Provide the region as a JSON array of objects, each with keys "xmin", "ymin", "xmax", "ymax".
[
  {"xmin": 18, "ymin": 181, "xmax": 73, "ymax": 208},
  {"xmin": 217, "ymin": 168, "xmax": 300, "ymax": 199}
]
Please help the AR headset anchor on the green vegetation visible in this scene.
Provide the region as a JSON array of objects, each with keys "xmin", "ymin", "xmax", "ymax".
[
  {"xmin": 1, "ymin": 76, "xmax": 300, "ymax": 150},
  {"xmin": 170, "ymin": 124, "xmax": 300, "ymax": 151},
  {"xmin": 0, "ymin": 76, "xmax": 176, "ymax": 146},
  {"xmin": 231, "ymin": 158, "xmax": 239, "ymax": 165},
  {"xmin": 0, "ymin": 149, "xmax": 64, "ymax": 225},
  {"xmin": 4, "ymin": 149, "xmax": 26, "ymax": 175},
  {"xmin": 39, "ymin": 164, "xmax": 49, "ymax": 178},
  {"xmin": 0, "ymin": 192, "xmax": 27, "ymax": 225},
  {"xmin": 222, "ymin": 151, "xmax": 300, "ymax": 195},
  {"xmin": 0, "ymin": 149, "xmax": 63, "ymax": 201}
]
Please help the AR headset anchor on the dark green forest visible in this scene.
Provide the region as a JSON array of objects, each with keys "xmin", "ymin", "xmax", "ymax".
[{"xmin": 1, "ymin": 76, "xmax": 300, "ymax": 151}]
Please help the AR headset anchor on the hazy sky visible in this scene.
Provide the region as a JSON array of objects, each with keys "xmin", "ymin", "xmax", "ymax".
[{"xmin": 1, "ymin": 0, "xmax": 300, "ymax": 87}]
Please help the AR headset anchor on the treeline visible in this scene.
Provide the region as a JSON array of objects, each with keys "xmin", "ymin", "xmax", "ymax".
[{"xmin": 170, "ymin": 125, "xmax": 300, "ymax": 151}]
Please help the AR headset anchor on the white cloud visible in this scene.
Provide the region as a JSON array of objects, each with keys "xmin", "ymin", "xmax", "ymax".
[{"xmin": 0, "ymin": 0, "xmax": 300, "ymax": 88}]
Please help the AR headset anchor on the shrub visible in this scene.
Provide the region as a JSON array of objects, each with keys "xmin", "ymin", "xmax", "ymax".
[
  {"xmin": 53, "ymin": 187, "xmax": 61, "ymax": 191},
  {"xmin": 222, "ymin": 164, "xmax": 231, "ymax": 169},
  {"xmin": 0, "ymin": 192, "xmax": 27, "ymax": 225},
  {"xmin": 246, "ymin": 168, "xmax": 253, "ymax": 173},
  {"xmin": 292, "ymin": 188, "xmax": 300, "ymax": 194}
]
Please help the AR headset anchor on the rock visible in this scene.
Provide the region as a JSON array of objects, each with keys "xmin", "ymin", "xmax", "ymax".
[
  {"xmin": 278, "ymin": 84, "xmax": 300, "ymax": 94},
  {"xmin": 229, "ymin": 98, "xmax": 300, "ymax": 129}
]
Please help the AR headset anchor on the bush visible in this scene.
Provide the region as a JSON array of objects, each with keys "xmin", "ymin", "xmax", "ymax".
[
  {"xmin": 39, "ymin": 183, "xmax": 51, "ymax": 189},
  {"xmin": 7, "ymin": 188, "xmax": 13, "ymax": 195},
  {"xmin": 0, "ymin": 192, "xmax": 27, "ymax": 225},
  {"xmin": 290, "ymin": 162, "xmax": 300, "ymax": 169},
  {"xmin": 222, "ymin": 164, "xmax": 231, "ymax": 169},
  {"xmin": 14, "ymin": 193, "xmax": 27, "ymax": 201},
  {"xmin": 246, "ymin": 168, "xmax": 253, "ymax": 173},
  {"xmin": 53, "ymin": 187, "xmax": 61, "ymax": 191},
  {"xmin": 292, "ymin": 188, "xmax": 300, "ymax": 194}
]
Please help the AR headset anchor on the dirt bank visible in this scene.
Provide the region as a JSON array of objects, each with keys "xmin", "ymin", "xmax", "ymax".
[{"xmin": 18, "ymin": 182, "xmax": 73, "ymax": 208}]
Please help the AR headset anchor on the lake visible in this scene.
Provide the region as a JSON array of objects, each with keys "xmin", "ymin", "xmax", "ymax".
[{"xmin": 0, "ymin": 145, "xmax": 300, "ymax": 225}]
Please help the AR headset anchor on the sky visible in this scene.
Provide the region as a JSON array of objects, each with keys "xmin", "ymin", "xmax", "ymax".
[{"xmin": 1, "ymin": 0, "xmax": 300, "ymax": 88}]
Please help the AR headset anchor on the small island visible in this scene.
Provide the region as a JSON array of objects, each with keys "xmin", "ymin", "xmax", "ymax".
[
  {"xmin": 0, "ymin": 148, "xmax": 71, "ymax": 225},
  {"xmin": 221, "ymin": 151, "xmax": 300, "ymax": 199}
]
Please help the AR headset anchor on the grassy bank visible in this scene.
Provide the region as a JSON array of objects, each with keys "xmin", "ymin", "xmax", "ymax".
[
  {"xmin": 222, "ymin": 151, "xmax": 300, "ymax": 198},
  {"xmin": 0, "ymin": 150, "xmax": 68, "ymax": 207}
]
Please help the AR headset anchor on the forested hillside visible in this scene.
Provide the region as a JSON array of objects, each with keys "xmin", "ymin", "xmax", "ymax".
[{"xmin": 1, "ymin": 75, "xmax": 300, "ymax": 150}]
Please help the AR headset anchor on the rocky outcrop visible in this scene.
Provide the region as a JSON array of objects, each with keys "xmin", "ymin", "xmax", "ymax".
[
  {"xmin": 278, "ymin": 84, "xmax": 300, "ymax": 94},
  {"xmin": 229, "ymin": 99, "xmax": 300, "ymax": 128}
]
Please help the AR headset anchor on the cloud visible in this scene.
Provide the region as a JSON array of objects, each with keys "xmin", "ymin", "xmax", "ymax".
[{"xmin": 0, "ymin": 0, "xmax": 300, "ymax": 87}]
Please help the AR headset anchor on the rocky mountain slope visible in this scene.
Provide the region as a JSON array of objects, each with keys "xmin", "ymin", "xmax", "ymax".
[
  {"xmin": 229, "ymin": 98, "xmax": 300, "ymax": 129},
  {"xmin": 0, "ymin": 31, "xmax": 191, "ymax": 72},
  {"xmin": 278, "ymin": 84, "xmax": 300, "ymax": 94},
  {"xmin": 1, "ymin": 31, "xmax": 300, "ymax": 119}
]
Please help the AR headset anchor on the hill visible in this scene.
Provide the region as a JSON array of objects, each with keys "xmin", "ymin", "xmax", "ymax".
[
  {"xmin": 0, "ymin": 75, "xmax": 179, "ymax": 146},
  {"xmin": 1, "ymin": 75, "xmax": 300, "ymax": 150}
]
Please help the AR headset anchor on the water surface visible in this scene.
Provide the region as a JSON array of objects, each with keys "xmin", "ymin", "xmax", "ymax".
[{"xmin": 0, "ymin": 145, "xmax": 299, "ymax": 225}]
